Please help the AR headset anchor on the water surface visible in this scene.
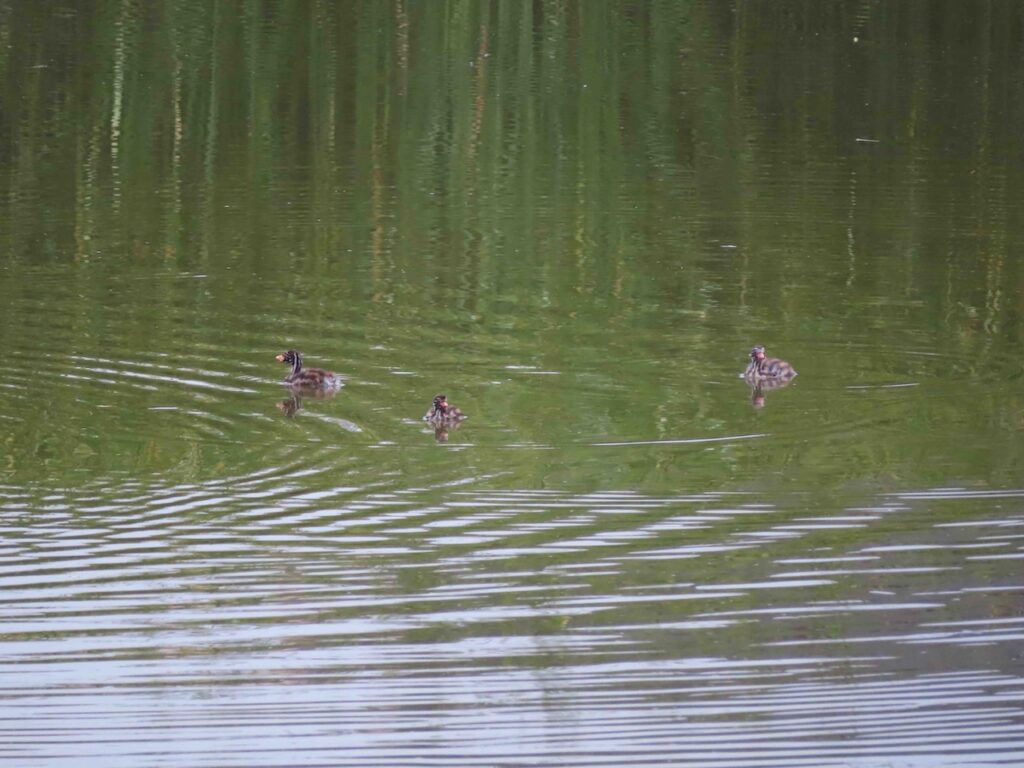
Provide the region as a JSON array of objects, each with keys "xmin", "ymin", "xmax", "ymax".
[{"xmin": 1, "ymin": 2, "xmax": 1023, "ymax": 766}]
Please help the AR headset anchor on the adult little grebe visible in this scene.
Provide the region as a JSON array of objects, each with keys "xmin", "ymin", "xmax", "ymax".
[
  {"xmin": 275, "ymin": 350, "xmax": 339, "ymax": 388},
  {"xmin": 743, "ymin": 345, "xmax": 797, "ymax": 380},
  {"xmin": 423, "ymin": 394, "xmax": 466, "ymax": 424}
]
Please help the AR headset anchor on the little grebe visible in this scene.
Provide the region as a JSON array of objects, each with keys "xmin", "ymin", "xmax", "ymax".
[
  {"xmin": 423, "ymin": 394, "xmax": 466, "ymax": 424},
  {"xmin": 743, "ymin": 345, "xmax": 797, "ymax": 380},
  {"xmin": 275, "ymin": 350, "xmax": 339, "ymax": 388}
]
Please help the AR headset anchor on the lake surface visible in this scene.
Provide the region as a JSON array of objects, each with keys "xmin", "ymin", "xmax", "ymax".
[{"xmin": 1, "ymin": 2, "xmax": 1023, "ymax": 766}]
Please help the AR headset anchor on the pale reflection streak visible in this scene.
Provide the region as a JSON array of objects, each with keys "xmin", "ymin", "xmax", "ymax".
[
  {"xmin": 1, "ymin": 483, "xmax": 1023, "ymax": 765},
  {"xmin": 592, "ymin": 433, "xmax": 766, "ymax": 447}
]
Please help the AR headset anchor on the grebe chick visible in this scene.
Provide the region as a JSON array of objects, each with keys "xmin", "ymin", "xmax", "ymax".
[
  {"xmin": 275, "ymin": 350, "xmax": 339, "ymax": 389},
  {"xmin": 743, "ymin": 345, "xmax": 797, "ymax": 380},
  {"xmin": 423, "ymin": 394, "xmax": 466, "ymax": 424}
]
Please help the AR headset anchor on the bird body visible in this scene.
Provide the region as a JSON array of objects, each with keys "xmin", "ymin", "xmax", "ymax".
[
  {"xmin": 743, "ymin": 345, "xmax": 797, "ymax": 380},
  {"xmin": 275, "ymin": 350, "xmax": 340, "ymax": 389},
  {"xmin": 423, "ymin": 394, "xmax": 466, "ymax": 424}
]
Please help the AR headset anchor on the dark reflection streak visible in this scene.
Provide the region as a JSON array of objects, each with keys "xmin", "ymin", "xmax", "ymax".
[
  {"xmin": 395, "ymin": 0, "xmax": 409, "ymax": 97},
  {"xmin": 846, "ymin": 166, "xmax": 857, "ymax": 289}
]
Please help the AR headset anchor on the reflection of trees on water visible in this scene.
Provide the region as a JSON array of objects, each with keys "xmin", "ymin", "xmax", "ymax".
[
  {"xmin": 1, "ymin": 3, "xmax": 1022, "ymax": 481},
  {"xmin": 1, "ymin": 2, "xmax": 1018, "ymax": 353}
]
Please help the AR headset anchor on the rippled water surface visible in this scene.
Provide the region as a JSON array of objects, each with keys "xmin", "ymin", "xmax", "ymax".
[{"xmin": 2, "ymin": 2, "xmax": 1023, "ymax": 766}]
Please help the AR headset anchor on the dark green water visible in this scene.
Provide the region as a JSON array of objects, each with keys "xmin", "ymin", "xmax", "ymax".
[{"xmin": 1, "ymin": 2, "xmax": 1023, "ymax": 766}]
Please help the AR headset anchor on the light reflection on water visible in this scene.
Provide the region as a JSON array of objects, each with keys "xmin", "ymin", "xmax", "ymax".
[{"xmin": 2, "ymin": 468, "xmax": 1023, "ymax": 765}]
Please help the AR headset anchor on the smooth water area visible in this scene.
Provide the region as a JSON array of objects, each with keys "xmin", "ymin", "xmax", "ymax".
[{"xmin": 1, "ymin": 2, "xmax": 1023, "ymax": 766}]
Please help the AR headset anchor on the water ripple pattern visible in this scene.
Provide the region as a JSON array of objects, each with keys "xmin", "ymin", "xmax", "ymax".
[{"xmin": 1, "ymin": 479, "xmax": 1022, "ymax": 766}]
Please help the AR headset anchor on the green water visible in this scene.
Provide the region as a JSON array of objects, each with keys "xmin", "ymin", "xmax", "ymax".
[{"xmin": 1, "ymin": 2, "xmax": 1023, "ymax": 766}]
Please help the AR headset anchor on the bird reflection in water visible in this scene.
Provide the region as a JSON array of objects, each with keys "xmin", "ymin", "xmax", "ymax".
[
  {"xmin": 745, "ymin": 376, "xmax": 795, "ymax": 409},
  {"xmin": 275, "ymin": 388, "xmax": 338, "ymax": 419},
  {"xmin": 430, "ymin": 421, "xmax": 464, "ymax": 443}
]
